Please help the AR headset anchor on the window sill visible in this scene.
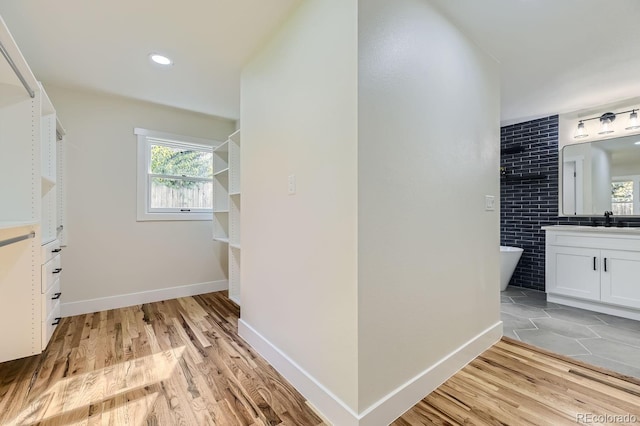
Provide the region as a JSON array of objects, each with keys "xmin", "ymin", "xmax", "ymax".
[{"xmin": 137, "ymin": 212, "xmax": 212, "ymax": 222}]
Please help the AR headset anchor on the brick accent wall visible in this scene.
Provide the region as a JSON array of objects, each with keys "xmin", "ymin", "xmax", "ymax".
[{"xmin": 500, "ymin": 115, "xmax": 640, "ymax": 291}]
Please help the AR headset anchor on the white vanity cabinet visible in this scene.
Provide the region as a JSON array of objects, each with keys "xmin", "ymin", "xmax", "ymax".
[
  {"xmin": 544, "ymin": 226, "xmax": 640, "ymax": 320},
  {"xmin": 546, "ymin": 245, "xmax": 601, "ymax": 301},
  {"xmin": 599, "ymin": 249, "xmax": 640, "ymax": 308}
]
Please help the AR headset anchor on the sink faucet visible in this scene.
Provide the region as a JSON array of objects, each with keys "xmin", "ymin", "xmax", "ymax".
[{"xmin": 604, "ymin": 211, "xmax": 613, "ymax": 227}]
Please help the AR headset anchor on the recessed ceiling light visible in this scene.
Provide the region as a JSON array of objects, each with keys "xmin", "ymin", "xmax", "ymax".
[
  {"xmin": 150, "ymin": 53, "xmax": 172, "ymax": 66},
  {"xmin": 634, "ymin": 141, "xmax": 640, "ymax": 145}
]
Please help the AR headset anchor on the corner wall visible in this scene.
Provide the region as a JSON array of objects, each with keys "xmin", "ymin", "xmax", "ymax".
[
  {"xmin": 241, "ymin": 0, "xmax": 502, "ymax": 422},
  {"xmin": 45, "ymin": 86, "xmax": 236, "ymax": 314},
  {"xmin": 357, "ymin": 0, "xmax": 501, "ymax": 414}
]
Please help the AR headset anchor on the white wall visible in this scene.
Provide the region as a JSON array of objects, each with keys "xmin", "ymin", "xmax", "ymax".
[
  {"xmin": 240, "ymin": 0, "xmax": 360, "ymax": 412},
  {"xmin": 240, "ymin": 0, "xmax": 500, "ymax": 422},
  {"xmin": 357, "ymin": 0, "xmax": 501, "ymax": 411},
  {"xmin": 45, "ymin": 86, "xmax": 235, "ymax": 312}
]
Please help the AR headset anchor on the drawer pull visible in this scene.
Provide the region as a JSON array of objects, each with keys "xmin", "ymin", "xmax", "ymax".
[
  {"xmin": 52, "ymin": 248, "xmax": 62, "ymax": 253},
  {"xmin": 52, "ymin": 317, "xmax": 61, "ymax": 326},
  {"xmin": 51, "ymin": 292, "xmax": 62, "ymax": 300},
  {"xmin": 52, "ymin": 268, "xmax": 62, "ymax": 274}
]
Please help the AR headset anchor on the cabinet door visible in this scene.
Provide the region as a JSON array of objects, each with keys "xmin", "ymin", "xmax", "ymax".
[
  {"xmin": 547, "ymin": 246, "xmax": 601, "ymax": 301},
  {"xmin": 600, "ymin": 250, "xmax": 640, "ymax": 309}
]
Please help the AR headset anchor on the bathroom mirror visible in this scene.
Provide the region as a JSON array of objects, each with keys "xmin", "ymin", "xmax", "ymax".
[{"xmin": 562, "ymin": 134, "xmax": 640, "ymax": 216}]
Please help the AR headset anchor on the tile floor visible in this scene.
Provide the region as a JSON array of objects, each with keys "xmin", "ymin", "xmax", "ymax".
[{"xmin": 501, "ymin": 286, "xmax": 640, "ymax": 379}]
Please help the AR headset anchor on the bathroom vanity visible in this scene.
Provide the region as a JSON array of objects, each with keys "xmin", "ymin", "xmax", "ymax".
[{"xmin": 544, "ymin": 225, "xmax": 640, "ymax": 320}]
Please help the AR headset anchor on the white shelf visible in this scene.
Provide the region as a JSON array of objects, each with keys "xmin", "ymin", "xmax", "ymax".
[
  {"xmin": 0, "ymin": 221, "xmax": 37, "ymax": 231},
  {"xmin": 229, "ymin": 245, "xmax": 241, "ymax": 304},
  {"xmin": 213, "ymin": 130, "xmax": 241, "ymax": 305},
  {"xmin": 229, "ymin": 194, "xmax": 240, "ymax": 247},
  {"xmin": 213, "ymin": 140, "xmax": 229, "ymax": 153},
  {"xmin": 213, "ymin": 140, "xmax": 229, "ymax": 172},
  {"xmin": 229, "ymin": 133, "xmax": 241, "ymax": 194}
]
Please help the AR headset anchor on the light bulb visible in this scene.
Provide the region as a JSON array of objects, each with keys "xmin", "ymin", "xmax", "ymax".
[
  {"xmin": 626, "ymin": 111, "xmax": 640, "ymax": 130},
  {"xmin": 598, "ymin": 114, "xmax": 615, "ymax": 135},
  {"xmin": 574, "ymin": 121, "xmax": 588, "ymax": 139}
]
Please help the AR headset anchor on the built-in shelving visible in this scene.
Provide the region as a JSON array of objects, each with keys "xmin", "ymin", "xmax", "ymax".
[
  {"xmin": 213, "ymin": 211, "xmax": 229, "ymax": 242},
  {"xmin": 0, "ymin": 17, "xmax": 65, "ymax": 362},
  {"xmin": 212, "ymin": 130, "xmax": 241, "ymax": 305}
]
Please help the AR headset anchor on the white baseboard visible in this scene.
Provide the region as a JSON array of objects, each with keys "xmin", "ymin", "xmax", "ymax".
[
  {"xmin": 239, "ymin": 319, "xmax": 360, "ymax": 425},
  {"xmin": 239, "ymin": 319, "xmax": 503, "ymax": 425},
  {"xmin": 548, "ymin": 294, "xmax": 640, "ymax": 321},
  {"xmin": 61, "ymin": 280, "xmax": 228, "ymax": 317},
  {"xmin": 358, "ymin": 321, "xmax": 503, "ymax": 425}
]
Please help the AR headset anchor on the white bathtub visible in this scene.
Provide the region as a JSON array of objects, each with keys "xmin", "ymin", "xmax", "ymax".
[{"xmin": 500, "ymin": 246, "xmax": 524, "ymax": 291}]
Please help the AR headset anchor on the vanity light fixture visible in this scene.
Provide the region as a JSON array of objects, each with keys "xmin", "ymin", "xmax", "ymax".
[
  {"xmin": 150, "ymin": 53, "xmax": 173, "ymax": 66},
  {"xmin": 598, "ymin": 112, "xmax": 615, "ymax": 135},
  {"xmin": 574, "ymin": 121, "xmax": 588, "ymax": 139},
  {"xmin": 626, "ymin": 110, "xmax": 640, "ymax": 130},
  {"xmin": 573, "ymin": 109, "xmax": 640, "ymax": 139}
]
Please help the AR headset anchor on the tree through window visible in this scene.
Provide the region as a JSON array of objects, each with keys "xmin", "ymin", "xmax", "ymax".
[{"xmin": 135, "ymin": 128, "xmax": 218, "ymax": 221}]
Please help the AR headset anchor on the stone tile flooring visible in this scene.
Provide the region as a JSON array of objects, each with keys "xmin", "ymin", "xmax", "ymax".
[{"xmin": 501, "ymin": 286, "xmax": 640, "ymax": 379}]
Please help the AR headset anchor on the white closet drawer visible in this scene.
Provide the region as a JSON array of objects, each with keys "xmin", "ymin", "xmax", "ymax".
[
  {"xmin": 42, "ymin": 302, "xmax": 61, "ymax": 350},
  {"xmin": 42, "ymin": 279, "xmax": 61, "ymax": 319},
  {"xmin": 41, "ymin": 255, "xmax": 62, "ymax": 293},
  {"xmin": 41, "ymin": 239, "xmax": 61, "ymax": 264}
]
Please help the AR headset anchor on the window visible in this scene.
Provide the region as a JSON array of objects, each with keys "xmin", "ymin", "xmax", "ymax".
[
  {"xmin": 611, "ymin": 175, "xmax": 640, "ymax": 216},
  {"xmin": 135, "ymin": 128, "xmax": 217, "ymax": 221}
]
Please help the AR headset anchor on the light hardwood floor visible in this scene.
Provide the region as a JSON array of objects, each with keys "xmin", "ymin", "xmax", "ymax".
[{"xmin": 1, "ymin": 291, "xmax": 640, "ymax": 425}]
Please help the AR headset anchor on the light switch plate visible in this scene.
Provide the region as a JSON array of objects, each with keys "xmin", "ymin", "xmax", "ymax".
[{"xmin": 485, "ymin": 195, "xmax": 495, "ymax": 211}]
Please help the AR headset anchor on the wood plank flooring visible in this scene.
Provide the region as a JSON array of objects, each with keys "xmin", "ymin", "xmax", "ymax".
[
  {"xmin": 1, "ymin": 291, "xmax": 640, "ymax": 425},
  {"xmin": 0, "ymin": 292, "xmax": 325, "ymax": 425},
  {"xmin": 394, "ymin": 337, "xmax": 640, "ymax": 425}
]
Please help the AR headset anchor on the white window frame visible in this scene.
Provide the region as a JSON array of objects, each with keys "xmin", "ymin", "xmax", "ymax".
[{"xmin": 135, "ymin": 128, "xmax": 218, "ymax": 221}]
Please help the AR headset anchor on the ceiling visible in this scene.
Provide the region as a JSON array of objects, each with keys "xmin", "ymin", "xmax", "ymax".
[
  {"xmin": 430, "ymin": 0, "xmax": 640, "ymax": 125},
  {"xmin": 0, "ymin": 0, "xmax": 302, "ymax": 120},
  {"xmin": 1, "ymin": 1, "xmax": 639, "ymax": 124}
]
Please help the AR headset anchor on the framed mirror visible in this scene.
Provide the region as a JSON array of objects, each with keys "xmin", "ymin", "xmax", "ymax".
[{"xmin": 562, "ymin": 134, "xmax": 640, "ymax": 216}]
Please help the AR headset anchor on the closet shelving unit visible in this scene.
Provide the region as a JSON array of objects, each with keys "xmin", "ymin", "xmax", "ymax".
[
  {"xmin": 0, "ymin": 16, "xmax": 66, "ymax": 363},
  {"xmin": 212, "ymin": 130, "xmax": 241, "ymax": 305},
  {"xmin": 213, "ymin": 139, "xmax": 229, "ymax": 242},
  {"xmin": 228, "ymin": 130, "xmax": 241, "ymax": 305}
]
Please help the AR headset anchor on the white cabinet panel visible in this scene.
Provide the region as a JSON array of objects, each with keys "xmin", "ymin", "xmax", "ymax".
[
  {"xmin": 42, "ymin": 301, "xmax": 61, "ymax": 351},
  {"xmin": 600, "ymin": 249, "xmax": 640, "ymax": 309},
  {"xmin": 545, "ymin": 227, "xmax": 640, "ymax": 320},
  {"xmin": 547, "ymin": 246, "xmax": 600, "ymax": 301}
]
